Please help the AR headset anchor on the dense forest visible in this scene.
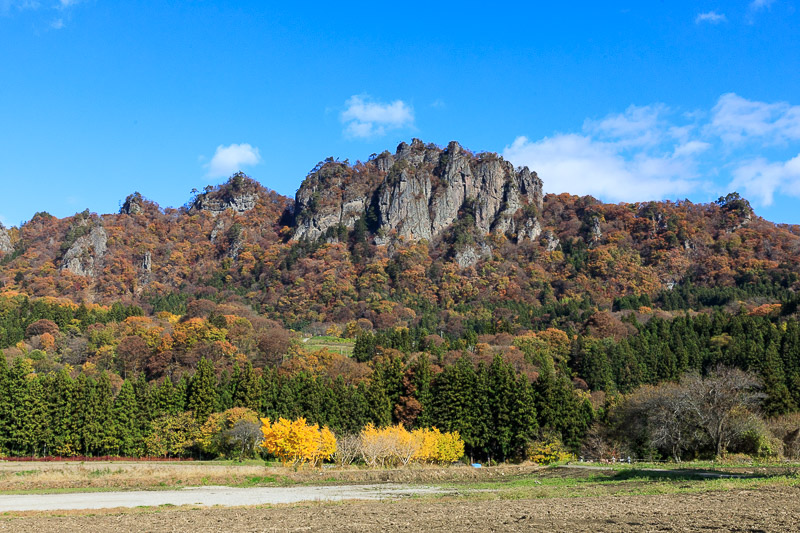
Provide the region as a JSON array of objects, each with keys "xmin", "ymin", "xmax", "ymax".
[{"xmin": 1, "ymin": 140, "xmax": 800, "ymax": 462}]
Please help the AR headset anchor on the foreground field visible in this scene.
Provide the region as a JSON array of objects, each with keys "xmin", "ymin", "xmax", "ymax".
[
  {"xmin": 1, "ymin": 461, "xmax": 799, "ymax": 531},
  {"xmin": 2, "ymin": 485, "xmax": 799, "ymax": 532}
]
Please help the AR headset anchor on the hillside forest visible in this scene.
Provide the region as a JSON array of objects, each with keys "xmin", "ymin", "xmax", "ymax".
[{"xmin": 1, "ymin": 140, "xmax": 800, "ymax": 463}]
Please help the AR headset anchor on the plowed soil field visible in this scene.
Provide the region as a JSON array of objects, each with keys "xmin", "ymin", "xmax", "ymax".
[{"xmin": 2, "ymin": 485, "xmax": 798, "ymax": 532}]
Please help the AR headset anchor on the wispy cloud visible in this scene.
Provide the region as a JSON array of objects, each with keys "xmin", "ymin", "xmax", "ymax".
[
  {"xmin": 709, "ymin": 93, "xmax": 800, "ymax": 144},
  {"xmin": 0, "ymin": 0, "xmax": 40, "ymax": 14},
  {"xmin": 583, "ymin": 104, "xmax": 672, "ymax": 148},
  {"xmin": 750, "ymin": 0, "xmax": 775, "ymax": 10},
  {"xmin": 730, "ymin": 154, "xmax": 800, "ymax": 206},
  {"xmin": 1, "ymin": 0, "xmax": 82, "ymax": 28},
  {"xmin": 205, "ymin": 143, "xmax": 263, "ymax": 179},
  {"xmin": 503, "ymin": 93, "xmax": 800, "ymax": 208},
  {"xmin": 695, "ymin": 11, "xmax": 727, "ymax": 24},
  {"xmin": 503, "ymin": 135, "xmax": 701, "ymax": 203},
  {"xmin": 340, "ymin": 95, "xmax": 414, "ymax": 139}
]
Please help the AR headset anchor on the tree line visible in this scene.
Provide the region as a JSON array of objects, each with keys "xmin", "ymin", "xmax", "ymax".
[{"xmin": 0, "ymin": 354, "xmax": 592, "ymax": 461}]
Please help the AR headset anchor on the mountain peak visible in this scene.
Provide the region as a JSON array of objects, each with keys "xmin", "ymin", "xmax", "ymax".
[{"xmin": 290, "ymin": 140, "xmax": 543, "ymax": 245}]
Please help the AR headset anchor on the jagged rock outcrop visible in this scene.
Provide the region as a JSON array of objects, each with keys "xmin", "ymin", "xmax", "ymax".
[
  {"xmin": 61, "ymin": 226, "xmax": 108, "ymax": 277},
  {"xmin": 455, "ymin": 243, "xmax": 492, "ymax": 269},
  {"xmin": 191, "ymin": 173, "xmax": 259, "ymax": 215},
  {"xmin": 0, "ymin": 224, "xmax": 13, "ymax": 255},
  {"xmin": 210, "ymin": 220, "xmax": 225, "ymax": 244},
  {"xmin": 141, "ymin": 251, "xmax": 152, "ymax": 273},
  {"xmin": 134, "ymin": 251, "xmax": 153, "ymax": 292},
  {"xmin": 193, "ymin": 190, "xmax": 258, "ymax": 214},
  {"xmin": 291, "ymin": 139, "xmax": 544, "ymax": 244},
  {"xmin": 589, "ymin": 216, "xmax": 602, "ymax": 244},
  {"xmin": 544, "ymin": 230, "xmax": 560, "ymax": 252},
  {"xmin": 120, "ymin": 193, "xmax": 145, "ymax": 215},
  {"xmin": 518, "ymin": 218, "xmax": 543, "ymax": 241},
  {"xmin": 121, "ymin": 192, "xmax": 162, "ymax": 216}
]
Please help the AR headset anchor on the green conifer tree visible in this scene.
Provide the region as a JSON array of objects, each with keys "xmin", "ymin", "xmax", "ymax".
[{"xmin": 186, "ymin": 357, "xmax": 218, "ymax": 422}]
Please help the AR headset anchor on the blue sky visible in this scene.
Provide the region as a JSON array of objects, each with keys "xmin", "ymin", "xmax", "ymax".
[{"xmin": 1, "ymin": 1, "xmax": 799, "ymax": 226}]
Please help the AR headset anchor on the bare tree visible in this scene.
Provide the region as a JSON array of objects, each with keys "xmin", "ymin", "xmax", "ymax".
[
  {"xmin": 333, "ymin": 434, "xmax": 361, "ymax": 467},
  {"xmin": 617, "ymin": 382, "xmax": 699, "ymax": 462},
  {"xmin": 225, "ymin": 420, "xmax": 263, "ymax": 461},
  {"xmin": 646, "ymin": 382, "xmax": 701, "ymax": 462},
  {"xmin": 681, "ymin": 365, "xmax": 765, "ymax": 457}
]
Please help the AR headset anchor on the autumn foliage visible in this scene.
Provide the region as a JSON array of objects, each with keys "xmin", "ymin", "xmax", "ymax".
[
  {"xmin": 259, "ymin": 417, "xmax": 336, "ymax": 466},
  {"xmin": 358, "ymin": 423, "xmax": 464, "ymax": 467}
]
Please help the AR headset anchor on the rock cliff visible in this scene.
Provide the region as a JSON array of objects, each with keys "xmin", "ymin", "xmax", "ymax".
[
  {"xmin": 0, "ymin": 225, "xmax": 13, "ymax": 255},
  {"xmin": 191, "ymin": 173, "xmax": 260, "ymax": 215},
  {"xmin": 290, "ymin": 139, "xmax": 543, "ymax": 244},
  {"xmin": 60, "ymin": 226, "xmax": 108, "ymax": 277}
]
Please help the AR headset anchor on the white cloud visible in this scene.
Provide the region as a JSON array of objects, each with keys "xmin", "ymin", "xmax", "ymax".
[
  {"xmin": 710, "ymin": 93, "xmax": 800, "ymax": 144},
  {"xmin": 205, "ymin": 143, "xmax": 263, "ymax": 178},
  {"xmin": 504, "ymin": 94, "xmax": 800, "ymax": 209},
  {"xmin": 750, "ymin": 0, "xmax": 775, "ymax": 10},
  {"xmin": 672, "ymin": 140, "xmax": 711, "ymax": 158},
  {"xmin": 503, "ymin": 134, "xmax": 699, "ymax": 203},
  {"xmin": 50, "ymin": 17, "xmax": 63, "ymax": 28},
  {"xmin": 730, "ymin": 154, "xmax": 800, "ymax": 206},
  {"xmin": 695, "ymin": 11, "xmax": 727, "ymax": 24},
  {"xmin": 0, "ymin": 0, "xmax": 40, "ymax": 13},
  {"xmin": 340, "ymin": 95, "xmax": 414, "ymax": 139},
  {"xmin": 584, "ymin": 104, "xmax": 670, "ymax": 148},
  {"xmin": 503, "ymin": 104, "xmax": 708, "ymax": 202}
]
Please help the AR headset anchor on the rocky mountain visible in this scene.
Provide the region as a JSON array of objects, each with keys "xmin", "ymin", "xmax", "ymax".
[
  {"xmin": 291, "ymin": 139, "xmax": 543, "ymax": 245},
  {"xmin": 0, "ymin": 140, "xmax": 799, "ymax": 331}
]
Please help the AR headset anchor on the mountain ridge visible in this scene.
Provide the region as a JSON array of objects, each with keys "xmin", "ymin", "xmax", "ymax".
[{"xmin": 0, "ymin": 139, "xmax": 798, "ymax": 331}]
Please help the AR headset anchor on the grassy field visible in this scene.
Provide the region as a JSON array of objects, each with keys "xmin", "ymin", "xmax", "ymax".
[
  {"xmin": 301, "ymin": 335, "xmax": 355, "ymax": 355},
  {"xmin": 1, "ymin": 459, "xmax": 798, "ymax": 496}
]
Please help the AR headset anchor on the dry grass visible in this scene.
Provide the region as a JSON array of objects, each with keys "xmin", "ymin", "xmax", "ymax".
[
  {"xmin": 0, "ymin": 461, "xmax": 546, "ymax": 492},
  {"xmin": 0, "ymin": 463, "xmax": 271, "ymax": 492}
]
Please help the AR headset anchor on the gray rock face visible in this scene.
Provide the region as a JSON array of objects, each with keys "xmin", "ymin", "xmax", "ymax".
[
  {"xmin": 210, "ymin": 220, "xmax": 225, "ymax": 244},
  {"xmin": 518, "ymin": 218, "xmax": 543, "ymax": 241},
  {"xmin": 120, "ymin": 193, "xmax": 144, "ymax": 215},
  {"xmin": 290, "ymin": 139, "xmax": 544, "ymax": 244},
  {"xmin": 61, "ymin": 226, "xmax": 108, "ymax": 277},
  {"xmin": 454, "ymin": 243, "xmax": 492, "ymax": 269},
  {"xmin": 291, "ymin": 156, "xmax": 382, "ymax": 241},
  {"xmin": 589, "ymin": 216, "xmax": 602, "ymax": 244},
  {"xmin": 137, "ymin": 251, "xmax": 153, "ymax": 290},
  {"xmin": 544, "ymin": 230, "xmax": 560, "ymax": 252},
  {"xmin": 142, "ymin": 251, "xmax": 152, "ymax": 273},
  {"xmin": 193, "ymin": 191, "xmax": 258, "ymax": 215},
  {"xmin": 0, "ymin": 225, "xmax": 13, "ymax": 254}
]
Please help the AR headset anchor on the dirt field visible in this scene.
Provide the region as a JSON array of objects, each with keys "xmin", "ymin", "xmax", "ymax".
[
  {"xmin": 1, "ymin": 485, "xmax": 798, "ymax": 532},
  {"xmin": 2, "ymin": 462, "xmax": 799, "ymax": 531}
]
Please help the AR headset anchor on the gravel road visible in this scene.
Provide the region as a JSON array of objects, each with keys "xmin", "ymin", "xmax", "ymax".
[{"xmin": 0, "ymin": 484, "xmax": 442, "ymax": 512}]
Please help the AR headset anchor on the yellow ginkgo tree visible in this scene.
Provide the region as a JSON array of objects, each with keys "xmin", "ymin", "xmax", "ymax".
[{"xmin": 260, "ymin": 417, "xmax": 336, "ymax": 467}]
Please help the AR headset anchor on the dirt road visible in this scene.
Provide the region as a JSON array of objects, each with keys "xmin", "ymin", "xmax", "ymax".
[{"xmin": 0, "ymin": 484, "xmax": 442, "ymax": 512}]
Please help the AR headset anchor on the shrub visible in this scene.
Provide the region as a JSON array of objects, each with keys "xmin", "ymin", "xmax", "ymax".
[
  {"xmin": 359, "ymin": 424, "xmax": 464, "ymax": 467},
  {"xmin": 528, "ymin": 436, "xmax": 574, "ymax": 465}
]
